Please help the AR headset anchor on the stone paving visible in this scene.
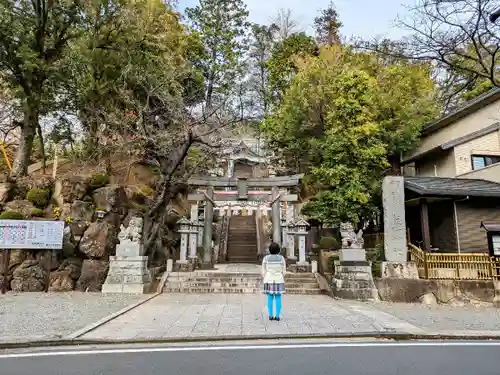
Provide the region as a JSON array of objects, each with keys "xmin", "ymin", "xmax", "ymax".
[
  {"xmin": 366, "ymin": 301, "xmax": 500, "ymax": 333},
  {"xmin": 2, "ymin": 293, "xmax": 500, "ymax": 344},
  {"xmin": 0, "ymin": 293, "xmax": 146, "ymax": 342},
  {"xmin": 80, "ymin": 294, "xmax": 426, "ymax": 341}
]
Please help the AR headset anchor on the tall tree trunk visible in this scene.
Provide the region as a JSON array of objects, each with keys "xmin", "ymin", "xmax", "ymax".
[
  {"xmin": 11, "ymin": 101, "xmax": 38, "ymax": 177},
  {"xmin": 144, "ymin": 133, "xmax": 193, "ymax": 260},
  {"xmin": 37, "ymin": 122, "xmax": 46, "ymax": 174},
  {"xmin": 387, "ymin": 154, "xmax": 402, "ymax": 176}
]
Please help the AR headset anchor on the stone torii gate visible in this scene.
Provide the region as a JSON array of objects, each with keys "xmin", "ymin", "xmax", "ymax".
[{"xmin": 187, "ymin": 174, "xmax": 303, "ymax": 266}]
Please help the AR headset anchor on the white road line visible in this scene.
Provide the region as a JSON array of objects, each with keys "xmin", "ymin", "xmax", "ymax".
[{"xmin": 0, "ymin": 341, "xmax": 499, "ymax": 359}]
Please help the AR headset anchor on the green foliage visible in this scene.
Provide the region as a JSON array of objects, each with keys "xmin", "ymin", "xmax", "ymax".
[
  {"xmin": 368, "ymin": 243, "xmax": 385, "ymax": 277},
  {"xmin": 267, "ymin": 33, "xmax": 318, "ymax": 103},
  {"xmin": 0, "ymin": 0, "xmax": 84, "ymax": 176},
  {"xmin": 88, "ymin": 173, "xmax": 110, "ymax": 190},
  {"xmin": 262, "ymin": 46, "xmax": 438, "ymax": 224},
  {"xmin": 30, "ymin": 208, "xmax": 44, "ymax": 217},
  {"xmin": 26, "ymin": 188, "xmax": 51, "ymax": 209},
  {"xmin": 0, "ymin": 211, "xmax": 25, "ymax": 220},
  {"xmin": 186, "ymin": 0, "xmax": 250, "ymax": 108},
  {"xmin": 83, "ymin": 195, "xmax": 93, "ymax": 202},
  {"xmin": 248, "ymin": 23, "xmax": 277, "ymax": 117},
  {"xmin": 134, "ymin": 185, "xmax": 155, "ymax": 203},
  {"xmin": 319, "ymin": 236, "xmax": 340, "ymax": 250},
  {"xmin": 314, "ymin": 1, "xmax": 342, "ymax": 45},
  {"xmin": 65, "ymin": 0, "xmax": 204, "ymax": 158}
]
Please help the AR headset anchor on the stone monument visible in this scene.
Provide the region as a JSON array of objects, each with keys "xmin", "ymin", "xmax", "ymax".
[
  {"xmin": 102, "ymin": 217, "xmax": 152, "ymax": 293},
  {"xmin": 330, "ymin": 222, "xmax": 378, "ymax": 301},
  {"xmin": 381, "ymin": 176, "xmax": 418, "ymax": 279}
]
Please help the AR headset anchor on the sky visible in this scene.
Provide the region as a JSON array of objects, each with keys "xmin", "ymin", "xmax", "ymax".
[{"xmin": 177, "ymin": 0, "xmax": 419, "ymax": 41}]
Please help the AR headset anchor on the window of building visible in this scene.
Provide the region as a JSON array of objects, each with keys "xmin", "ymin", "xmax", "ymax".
[{"xmin": 471, "ymin": 154, "xmax": 500, "ymax": 170}]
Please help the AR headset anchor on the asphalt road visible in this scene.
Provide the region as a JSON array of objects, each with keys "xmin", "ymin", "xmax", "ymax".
[{"xmin": 0, "ymin": 340, "xmax": 499, "ymax": 375}]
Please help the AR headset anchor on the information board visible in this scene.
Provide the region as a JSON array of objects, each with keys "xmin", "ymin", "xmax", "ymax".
[{"xmin": 0, "ymin": 220, "xmax": 65, "ymax": 249}]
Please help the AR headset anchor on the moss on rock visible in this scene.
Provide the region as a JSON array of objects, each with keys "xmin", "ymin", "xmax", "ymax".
[{"xmin": 26, "ymin": 188, "xmax": 51, "ymax": 208}]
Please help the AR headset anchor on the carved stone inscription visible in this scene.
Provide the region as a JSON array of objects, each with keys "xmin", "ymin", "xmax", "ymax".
[{"xmin": 382, "ymin": 176, "xmax": 407, "ymax": 262}]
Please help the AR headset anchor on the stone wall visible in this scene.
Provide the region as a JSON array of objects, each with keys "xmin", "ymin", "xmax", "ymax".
[
  {"xmin": 375, "ymin": 278, "xmax": 500, "ymax": 307},
  {"xmin": 0, "ymin": 175, "xmax": 166, "ymax": 293}
]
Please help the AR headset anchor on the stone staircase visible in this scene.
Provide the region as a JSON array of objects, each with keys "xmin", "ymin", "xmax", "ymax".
[
  {"xmin": 162, "ymin": 271, "xmax": 322, "ymax": 295},
  {"xmin": 226, "ymin": 215, "xmax": 258, "ymax": 263}
]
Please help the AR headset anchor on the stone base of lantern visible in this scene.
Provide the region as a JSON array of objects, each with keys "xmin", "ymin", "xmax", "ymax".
[
  {"xmin": 330, "ymin": 260, "xmax": 379, "ymax": 301},
  {"xmin": 102, "ymin": 256, "xmax": 151, "ymax": 294},
  {"xmin": 285, "ymin": 256, "xmax": 297, "ymax": 266},
  {"xmin": 174, "ymin": 261, "xmax": 195, "ymax": 272},
  {"xmin": 288, "ymin": 262, "xmax": 311, "ymax": 273}
]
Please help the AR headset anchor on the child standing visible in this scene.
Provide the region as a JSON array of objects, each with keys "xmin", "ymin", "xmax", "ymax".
[{"xmin": 261, "ymin": 242, "xmax": 286, "ymax": 321}]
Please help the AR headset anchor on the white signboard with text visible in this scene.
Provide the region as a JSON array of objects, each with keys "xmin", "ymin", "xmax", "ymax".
[{"xmin": 0, "ymin": 220, "xmax": 64, "ymax": 249}]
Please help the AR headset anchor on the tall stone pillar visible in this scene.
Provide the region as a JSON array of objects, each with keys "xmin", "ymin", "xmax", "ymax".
[
  {"xmin": 202, "ymin": 186, "xmax": 214, "ymax": 266},
  {"xmin": 381, "ymin": 176, "xmax": 418, "ymax": 278},
  {"xmin": 178, "ymin": 218, "xmax": 190, "ymax": 264},
  {"xmin": 271, "ymin": 187, "xmax": 281, "ymax": 244},
  {"xmin": 287, "ymin": 221, "xmax": 296, "ymax": 260},
  {"xmin": 188, "ymin": 225, "xmax": 198, "ymax": 261},
  {"xmin": 190, "ymin": 203, "xmax": 198, "ymax": 222}
]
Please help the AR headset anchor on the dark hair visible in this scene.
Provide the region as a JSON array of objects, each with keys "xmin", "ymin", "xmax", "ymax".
[{"xmin": 269, "ymin": 242, "xmax": 281, "ymax": 255}]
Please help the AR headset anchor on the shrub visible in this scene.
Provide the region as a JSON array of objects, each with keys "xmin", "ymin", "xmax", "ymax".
[
  {"xmin": 139, "ymin": 185, "xmax": 154, "ymax": 197},
  {"xmin": 368, "ymin": 243, "xmax": 385, "ymax": 277},
  {"xmin": 26, "ymin": 188, "xmax": 51, "ymax": 208},
  {"xmin": 88, "ymin": 173, "xmax": 110, "ymax": 190},
  {"xmin": 0, "ymin": 211, "xmax": 25, "ymax": 220},
  {"xmin": 319, "ymin": 236, "xmax": 340, "ymax": 250},
  {"xmin": 327, "ymin": 252, "xmax": 340, "ymax": 272},
  {"xmin": 83, "ymin": 195, "xmax": 93, "ymax": 202},
  {"xmin": 31, "ymin": 208, "xmax": 44, "ymax": 217}
]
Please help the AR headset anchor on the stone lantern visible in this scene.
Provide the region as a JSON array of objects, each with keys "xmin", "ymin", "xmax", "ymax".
[
  {"xmin": 95, "ymin": 209, "xmax": 106, "ymax": 222},
  {"xmin": 197, "ymin": 213, "xmax": 205, "ymax": 245},
  {"xmin": 280, "ymin": 217, "xmax": 287, "ymax": 248},
  {"xmin": 295, "ymin": 219, "xmax": 309, "ymax": 265},
  {"xmin": 177, "ymin": 217, "xmax": 191, "ymax": 264},
  {"xmin": 188, "ymin": 220, "xmax": 199, "ymax": 261},
  {"xmin": 286, "ymin": 220, "xmax": 297, "ymax": 260}
]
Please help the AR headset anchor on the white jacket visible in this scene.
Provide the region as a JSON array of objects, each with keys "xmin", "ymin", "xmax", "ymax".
[{"xmin": 261, "ymin": 254, "xmax": 286, "ymax": 284}]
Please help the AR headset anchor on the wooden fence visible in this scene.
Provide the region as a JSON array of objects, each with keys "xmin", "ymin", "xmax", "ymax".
[{"xmin": 408, "ymin": 244, "xmax": 500, "ymax": 280}]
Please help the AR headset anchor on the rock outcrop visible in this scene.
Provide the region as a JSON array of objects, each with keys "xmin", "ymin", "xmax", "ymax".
[
  {"xmin": 11, "ymin": 260, "xmax": 47, "ymax": 292},
  {"xmin": 76, "ymin": 260, "xmax": 109, "ymax": 292},
  {"xmin": 3, "ymin": 200, "xmax": 36, "ymax": 218},
  {"xmin": 79, "ymin": 222, "xmax": 119, "ymax": 259}
]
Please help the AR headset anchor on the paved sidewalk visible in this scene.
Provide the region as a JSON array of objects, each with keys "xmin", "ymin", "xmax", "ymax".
[
  {"xmin": 2, "ymin": 293, "xmax": 500, "ymax": 344},
  {"xmin": 79, "ymin": 294, "xmax": 426, "ymax": 340},
  {"xmin": 0, "ymin": 293, "xmax": 146, "ymax": 342}
]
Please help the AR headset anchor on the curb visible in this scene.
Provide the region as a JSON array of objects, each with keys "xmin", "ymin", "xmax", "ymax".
[
  {"xmin": 1, "ymin": 331, "xmax": 500, "ymax": 350},
  {"xmin": 66, "ymin": 293, "xmax": 161, "ymax": 340}
]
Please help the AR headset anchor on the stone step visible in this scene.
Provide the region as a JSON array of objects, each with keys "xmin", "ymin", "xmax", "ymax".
[
  {"xmin": 164, "ymin": 287, "xmax": 261, "ymax": 293},
  {"xmin": 163, "ymin": 287, "xmax": 322, "ymax": 294},
  {"xmin": 285, "ymin": 277, "xmax": 317, "ymax": 282},
  {"xmin": 187, "ymin": 283, "xmax": 261, "ymax": 288},
  {"xmin": 287, "ymin": 288, "xmax": 322, "ymax": 295},
  {"xmin": 227, "ymin": 242, "xmax": 258, "ymax": 246}
]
